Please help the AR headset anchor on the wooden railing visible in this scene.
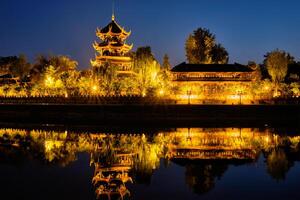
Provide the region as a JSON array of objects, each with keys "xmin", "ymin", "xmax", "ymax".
[{"xmin": 0, "ymin": 95, "xmax": 176, "ymax": 105}]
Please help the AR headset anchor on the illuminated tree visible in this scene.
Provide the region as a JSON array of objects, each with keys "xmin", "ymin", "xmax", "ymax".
[
  {"xmin": 185, "ymin": 28, "xmax": 228, "ymax": 64},
  {"xmin": 290, "ymin": 82, "xmax": 300, "ymax": 97},
  {"xmin": 30, "ymin": 55, "xmax": 80, "ymax": 96},
  {"xmin": 264, "ymin": 50, "xmax": 294, "ymax": 96},
  {"xmin": 49, "ymin": 55, "xmax": 78, "ymax": 72},
  {"xmin": 251, "ymin": 79, "xmax": 273, "ymax": 99},
  {"xmin": 10, "ymin": 55, "xmax": 31, "ymax": 79},
  {"xmin": 162, "ymin": 54, "xmax": 171, "ymax": 70},
  {"xmin": 99, "ymin": 63, "xmax": 119, "ymax": 95},
  {"xmin": 133, "ymin": 46, "xmax": 161, "ymax": 96},
  {"xmin": 30, "ymin": 55, "xmax": 50, "ymax": 84},
  {"xmin": 0, "ymin": 55, "xmax": 31, "ymax": 80},
  {"xmin": 60, "ymin": 69, "xmax": 80, "ymax": 95},
  {"xmin": 185, "ymin": 35, "xmax": 199, "ymax": 64},
  {"xmin": 39, "ymin": 65, "xmax": 65, "ymax": 96}
]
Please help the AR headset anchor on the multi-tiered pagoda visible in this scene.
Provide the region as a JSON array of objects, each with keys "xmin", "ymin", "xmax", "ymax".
[{"xmin": 91, "ymin": 15, "xmax": 133, "ymax": 74}]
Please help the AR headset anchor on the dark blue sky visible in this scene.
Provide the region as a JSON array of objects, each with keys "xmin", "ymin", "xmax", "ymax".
[{"xmin": 1, "ymin": 0, "xmax": 300, "ymax": 69}]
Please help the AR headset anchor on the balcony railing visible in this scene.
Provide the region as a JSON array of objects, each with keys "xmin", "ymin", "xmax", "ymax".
[{"xmin": 174, "ymin": 76, "xmax": 253, "ymax": 82}]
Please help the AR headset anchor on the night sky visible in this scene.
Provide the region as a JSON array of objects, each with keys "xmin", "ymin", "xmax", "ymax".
[{"xmin": 1, "ymin": 0, "xmax": 300, "ymax": 69}]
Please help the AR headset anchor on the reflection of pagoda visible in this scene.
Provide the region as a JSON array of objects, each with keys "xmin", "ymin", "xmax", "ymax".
[
  {"xmin": 91, "ymin": 14, "xmax": 133, "ymax": 75},
  {"xmin": 91, "ymin": 150, "xmax": 134, "ymax": 200}
]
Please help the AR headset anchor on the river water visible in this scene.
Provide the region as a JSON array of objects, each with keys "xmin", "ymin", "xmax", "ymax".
[{"xmin": 0, "ymin": 127, "xmax": 300, "ymax": 200}]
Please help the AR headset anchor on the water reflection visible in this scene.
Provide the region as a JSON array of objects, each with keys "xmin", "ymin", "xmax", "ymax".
[{"xmin": 0, "ymin": 128, "xmax": 300, "ymax": 199}]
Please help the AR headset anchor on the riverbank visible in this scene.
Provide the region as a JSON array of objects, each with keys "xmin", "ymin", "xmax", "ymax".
[{"xmin": 0, "ymin": 104, "xmax": 299, "ymax": 127}]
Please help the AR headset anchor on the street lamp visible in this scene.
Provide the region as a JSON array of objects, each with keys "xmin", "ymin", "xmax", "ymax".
[
  {"xmin": 237, "ymin": 91, "xmax": 242, "ymax": 105},
  {"xmin": 187, "ymin": 90, "xmax": 192, "ymax": 105}
]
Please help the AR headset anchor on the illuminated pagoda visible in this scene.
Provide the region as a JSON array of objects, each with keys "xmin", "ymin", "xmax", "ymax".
[{"xmin": 91, "ymin": 14, "xmax": 133, "ymax": 75}]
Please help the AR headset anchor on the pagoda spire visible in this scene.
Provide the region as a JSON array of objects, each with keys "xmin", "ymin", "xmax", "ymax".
[{"xmin": 112, "ymin": 0, "xmax": 115, "ymax": 21}]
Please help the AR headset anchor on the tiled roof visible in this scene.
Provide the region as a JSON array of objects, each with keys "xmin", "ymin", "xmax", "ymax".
[{"xmin": 171, "ymin": 62, "xmax": 254, "ymax": 73}]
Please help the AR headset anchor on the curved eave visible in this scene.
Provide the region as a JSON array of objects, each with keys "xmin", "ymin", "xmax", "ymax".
[
  {"xmin": 93, "ymin": 43, "xmax": 133, "ymax": 52},
  {"xmin": 96, "ymin": 20, "xmax": 131, "ymax": 39},
  {"xmin": 96, "ymin": 31, "xmax": 130, "ymax": 41},
  {"xmin": 96, "ymin": 56, "xmax": 132, "ymax": 62}
]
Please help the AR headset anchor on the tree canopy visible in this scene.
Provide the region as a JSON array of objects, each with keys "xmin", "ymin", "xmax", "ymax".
[
  {"xmin": 133, "ymin": 46, "xmax": 161, "ymax": 95},
  {"xmin": 264, "ymin": 50, "xmax": 294, "ymax": 83},
  {"xmin": 0, "ymin": 55, "xmax": 31, "ymax": 79},
  {"xmin": 185, "ymin": 28, "xmax": 229, "ymax": 64},
  {"xmin": 162, "ymin": 54, "xmax": 171, "ymax": 70}
]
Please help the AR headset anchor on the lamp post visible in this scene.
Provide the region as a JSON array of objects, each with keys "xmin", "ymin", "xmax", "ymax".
[
  {"xmin": 187, "ymin": 90, "xmax": 192, "ymax": 105},
  {"xmin": 237, "ymin": 91, "xmax": 242, "ymax": 105}
]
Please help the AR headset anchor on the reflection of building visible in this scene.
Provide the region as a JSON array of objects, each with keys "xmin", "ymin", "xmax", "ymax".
[
  {"xmin": 91, "ymin": 14, "xmax": 133, "ymax": 75},
  {"xmin": 91, "ymin": 151, "xmax": 134, "ymax": 200},
  {"xmin": 170, "ymin": 148, "xmax": 256, "ymax": 160},
  {"xmin": 166, "ymin": 128, "xmax": 271, "ymax": 160},
  {"xmin": 171, "ymin": 62, "xmax": 259, "ymax": 104}
]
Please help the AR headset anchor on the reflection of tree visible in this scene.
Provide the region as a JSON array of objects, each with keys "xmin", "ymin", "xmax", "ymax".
[
  {"xmin": 96, "ymin": 136, "xmax": 117, "ymax": 167},
  {"xmin": 266, "ymin": 149, "xmax": 292, "ymax": 181},
  {"xmin": 184, "ymin": 162, "xmax": 228, "ymax": 194},
  {"xmin": 132, "ymin": 135, "xmax": 163, "ymax": 185}
]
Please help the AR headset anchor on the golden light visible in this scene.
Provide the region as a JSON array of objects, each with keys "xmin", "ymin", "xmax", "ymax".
[
  {"xmin": 158, "ymin": 89, "xmax": 164, "ymax": 96},
  {"xmin": 178, "ymin": 94, "xmax": 199, "ymax": 100},
  {"xmin": 151, "ymin": 71, "xmax": 157, "ymax": 80},
  {"xmin": 265, "ymin": 136, "xmax": 270, "ymax": 143},
  {"xmin": 92, "ymin": 85, "xmax": 98, "ymax": 91},
  {"xmin": 230, "ymin": 95, "xmax": 240, "ymax": 100},
  {"xmin": 45, "ymin": 76, "xmax": 54, "ymax": 88},
  {"xmin": 64, "ymin": 93, "xmax": 68, "ymax": 98}
]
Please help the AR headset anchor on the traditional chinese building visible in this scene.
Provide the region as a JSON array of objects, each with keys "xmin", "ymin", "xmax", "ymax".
[
  {"xmin": 171, "ymin": 62, "xmax": 259, "ymax": 104},
  {"xmin": 91, "ymin": 14, "xmax": 133, "ymax": 75}
]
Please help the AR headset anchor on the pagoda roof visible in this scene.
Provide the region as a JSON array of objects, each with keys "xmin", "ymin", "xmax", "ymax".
[
  {"xmin": 94, "ymin": 41, "xmax": 133, "ymax": 52},
  {"xmin": 99, "ymin": 41, "xmax": 124, "ymax": 47},
  {"xmin": 99, "ymin": 19, "xmax": 130, "ymax": 35},
  {"xmin": 171, "ymin": 62, "xmax": 254, "ymax": 73}
]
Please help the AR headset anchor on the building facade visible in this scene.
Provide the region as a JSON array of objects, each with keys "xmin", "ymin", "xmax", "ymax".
[{"xmin": 171, "ymin": 62, "xmax": 259, "ymax": 104}]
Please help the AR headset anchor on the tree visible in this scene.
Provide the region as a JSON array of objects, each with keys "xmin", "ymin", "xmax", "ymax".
[
  {"xmin": 266, "ymin": 149, "xmax": 291, "ymax": 181},
  {"xmin": 211, "ymin": 44, "xmax": 229, "ymax": 64},
  {"xmin": 30, "ymin": 55, "xmax": 79, "ymax": 95},
  {"xmin": 162, "ymin": 54, "xmax": 171, "ymax": 70},
  {"xmin": 133, "ymin": 46, "xmax": 161, "ymax": 96},
  {"xmin": 290, "ymin": 82, "xmax": 300, "ymax": 97},
  {"xmin": 10, "ymin": 55, "xmax": 31, "ymax": 79},
  {"xmin": 264, "ymin": 50, "xmax": 294, "ymax": 96},
  {"xmin": 43, "ymin": 65, "xmax": 65, "ymax": 95},
  {"xmin": 0, "ymin": 55, "xmax": 31, "ymax": 80},
  {"xmin": 99, "ymin": 62, "xmax": 119, "ymax": 95},
  {"xmin": 30, "ymin": 55, "xmax": 48, "ymax": 84},
  {"xmin": 185, "ymin": 28, "xmax": 229, "ymax": 64},
  {"xmin": 31, "ymin": 55, "xmax": 78, "ymax": 85}
]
